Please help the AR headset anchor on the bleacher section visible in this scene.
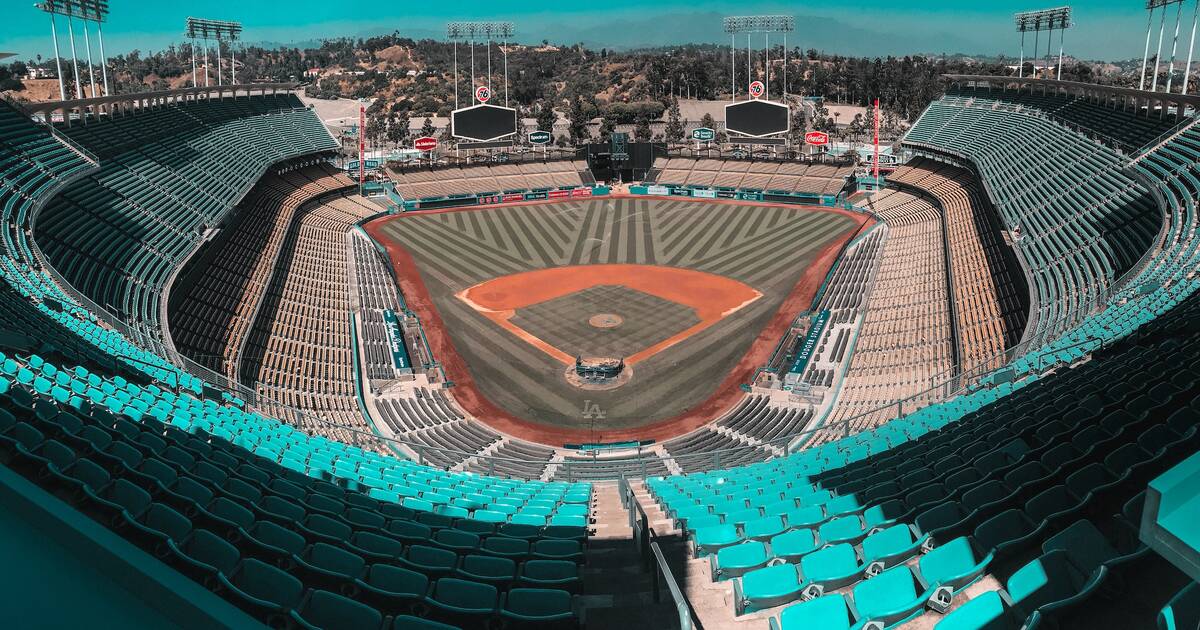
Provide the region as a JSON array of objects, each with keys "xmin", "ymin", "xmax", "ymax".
[
  {"xmin": 652, "ymin": 158, "xmax": 852, "ymax": 196},
  {"xmin": 905, "ymin": 95, "xmax": 1162, "ymax": 348},
  {"xmin": 3, "ymin": 95, "xmax": 591, "ymax": 628},
  {"xmin": 168, "ymin": 164, "xmax": 354, "ymax": 385},
  {"xmin": 34, "ymin": 95, "xmax": 337, "ymax": 357},
  {"xmin": 389, "ymin": 160, "xmax": 587, "ymax": 200},
  {"xmin": 822, "ymin": 189, "xmax": 954, "ymax": 436},
  {"xmin": 943, "ymin": 84, "xmax": 1183, "ymax": 151},
  {"xmin": 891, "ymin": 158, "xmax": 1029, "ymax": 372},
  {"xmin": 646, "ymin": 281, "xmax": 1200, "ymax": 629},
  {"xmin": 239, "ymin": 195, "xmax": 378, "ymax": 446}
]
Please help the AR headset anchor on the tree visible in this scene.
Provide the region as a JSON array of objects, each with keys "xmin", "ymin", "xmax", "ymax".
[
  {"xmin": 387, "ymin": 111, "xmax": 410, "ymax": 146},
  {"xmin": 633, "ymin": 115, "xmax": 652, "ymax": 142},
  {"xmin": 787, "ymin": 107, "xmax": 808, "ymax": 146},
  {"xmin": 598, "ymin": 117, "xmax": 616, "ymax": 142},
  {"xmin": 664, "ymin": 97, "xmax": 684, "ymax": 144},
  {"xmin": 535, "ymin": 104, "xmax": 557, "ymax": 134},
  {"xmin": 566, "ymin": 97, "xmax": 590, "ymax": 145},
  {"xmin": 420, "ymin": 116, "xmax": 436, "ymax": 138}
]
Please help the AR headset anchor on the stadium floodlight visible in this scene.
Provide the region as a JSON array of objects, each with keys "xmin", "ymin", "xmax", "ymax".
[
  {"xmin": 1014, "ymin": 7, "xmax": 1072, "ymax": 80},
  {"xmin": 1139, "ymin": 0, "xmax": 1197, "ymax": 95},
  {"xmin": 722, "ymin": 16, "xmax": 796, "ymax": 103},
  {"xmin": 185, "ymin": 17, "xmax": 244, "ymax": 88},
  {"xmin": 445, "ymin": 21, "xmax": 517, "ymax": 112},
  {"xmin": 37, "ymin": 0, "xmax": 112, "ymax": 101}
]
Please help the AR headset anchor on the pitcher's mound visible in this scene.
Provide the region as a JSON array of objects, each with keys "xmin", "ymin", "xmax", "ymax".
[{"xmin": 588, "ymin": 313, "xmax": 624, "ymax": 329}]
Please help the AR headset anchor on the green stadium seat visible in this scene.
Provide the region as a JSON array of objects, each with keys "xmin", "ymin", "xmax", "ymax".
[
  {"xmin": 712, "ymin": 541, "xmax": 769, "ymax": 580},
  {"xmin": 391, "ymin": 615, "xmax": 459, "ymax": 629},
  {"xmin": 934, "ymin": 590, "xmax": 1022, "ymax": 630},
  {"xmin": 426, "ymin": 577, "xmax": 499, "ymax": 624},
  {"xmin": 519, "ymin": 559, "xmax": 581, "ymax": 593},
  {"xmin": 734, "ymin": 563, "xmax": 804, "ymax": 615},
  {"xmin": 166, "ymin": 528, "xmax": 241, "ymax": 586},
  {"xmin": 918, "ymin": 536, "xmax": 994, "ymax": 611},
  {"xmin": 218, "ymin": 558, "xmax": 305, "ymax": 620},
  {"xmin": 500, "ymin": 588, "xmax": 576, "ymax": 626},
  {"xmin": 355, "ymin": 563, "xmax": 429, "ymax": 613},
  {"xmin": 769, "ymin": 594, "xmax": 858, "ymax": 630},
  {"xmin": 399, "ymin": 545, "xmax": 460, "ymax": 577},
  {"xmin": 290, "ymin": 589, "xmax": 383, "ymax": 630},
  {"xmin": 694, "ymin": 523, "xmax": 741, "ymax": 557},
  {"xmin": 799, "ymin": 543, "xmax": 863, "ymax": 597},
  {"xmin": 848, "ymin": 564, "xmax": 931, "ymax": 628},
  {"xmin": 456, "ymin": 554, "xmax": 516, "ymax": 586},
  {"xmin": 862, "ymin": 524, "xmax": 926, "ymax": 575}
]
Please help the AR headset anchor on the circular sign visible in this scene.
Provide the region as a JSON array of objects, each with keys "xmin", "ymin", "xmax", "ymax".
[
  {"xmin": 475, "ymin": 85, "xmax": 492, "ymax": 103},
  {"xmin": 414, "ymin": 136, "xmax": 438, "ymax": 152},
  {"xmin": 748, "ymin": 80, "xmax": 765, "ymax": 99}
]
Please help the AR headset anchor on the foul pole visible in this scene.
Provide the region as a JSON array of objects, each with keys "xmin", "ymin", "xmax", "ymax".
[
  {"xmin": 873, "ymin": 98, "xmax": 880, "ymax": 184},
  {"xmin": 359, "ymin": 102, "xmax": 366, "ymax": 194}
]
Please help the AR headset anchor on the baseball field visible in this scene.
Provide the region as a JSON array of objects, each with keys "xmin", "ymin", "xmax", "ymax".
[{"xmin": 367, "ymin": 196, "xmax": 865, "ymax": 443}]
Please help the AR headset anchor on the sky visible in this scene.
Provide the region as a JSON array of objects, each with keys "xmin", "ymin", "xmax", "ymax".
[{"xmin": 0, "ymin": 1, "xmax": 1182, "ymax": 63}]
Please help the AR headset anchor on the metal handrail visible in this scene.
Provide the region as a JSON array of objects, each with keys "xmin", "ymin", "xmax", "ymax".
[{"xmin": 622, "ymin": 476, "xmax": 696, "ymax": 630}]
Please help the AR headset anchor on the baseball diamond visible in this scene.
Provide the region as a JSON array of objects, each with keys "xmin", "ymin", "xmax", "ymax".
[{"xmin": 368, "ymin": 197, "xmax": 864, "ymax": 436}]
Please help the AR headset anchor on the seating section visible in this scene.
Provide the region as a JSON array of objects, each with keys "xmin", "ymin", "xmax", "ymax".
[
  {"xmin": 905, "ymin": 95, "xmax": 1161, "ymax": 347},
  {"xmin": 648, "ymin": 280, "xmax": 1200, "ymax": 627},
  {"xmin": 389, "ymin": 160, "xmax": 587, "ymax": 200},
  {"xmin": 653, "ymin": 158, "xmax": 852, "ymax": 196},
  {"xmin": 941, "ymin": 85, "xmax": 1182, "ymax": 151},
  {"xmin": 239, "ymin": 195, "xmax": 378, "ymax": 445},
  {"xmin": 374, "ymin": 391, "xmax": 501, "ymax": 470},
  {"xmin": 1, "ymin": 101, "xmax": 200, "ymax": 391},
  {"xmin": 169, "ymin": 164, "xmax": 353, "ymax": 385},
  {"xmin": 891, "ymin": 158, "xmax": 1028, "ymax": 373},
  {"xmin": 821, "ymin": 188, "xmax": 953, "ymax": 436},
  {"xmin": 0, "ymin": 342, "xmax": 589, "ymax": 629},
  {"xmin": 35, "ymin": 95, "xmax": 337, "ymax": 356},
  {"xmin": 350, "ymin": 230, "xmax": 409, "ymax": 382}
]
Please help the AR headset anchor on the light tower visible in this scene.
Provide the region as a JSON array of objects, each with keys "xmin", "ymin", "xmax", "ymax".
[
  {"xmin": 37, "ymin": 0, "xmax": 111, "ymax": 101},
  {"xmin": 1014, "ymin": 7, "xmax": 1072, "ymax": 80},
  {"xmin": 185, "ymin": 17, "xmax": 243, "ymax": 88}
]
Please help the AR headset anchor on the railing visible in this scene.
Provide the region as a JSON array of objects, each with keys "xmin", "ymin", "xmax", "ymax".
[{"xmin": 621, "ymin": 476, "xmax": 695, "ymax": 630}]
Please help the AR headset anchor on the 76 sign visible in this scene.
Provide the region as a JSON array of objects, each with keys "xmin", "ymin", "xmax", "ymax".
[
  {"xmin": 749, "ymin": 80, "xmax": 765, "ymax": 99},
  {"xmin": 475, "ymin": 85, "xmax": 492, "ymax": 104}
]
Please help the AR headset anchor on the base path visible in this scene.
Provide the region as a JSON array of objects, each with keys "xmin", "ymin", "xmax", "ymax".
[{"xmin": 365, "ymin": 195, "xmax": 872, "ymax": 445}]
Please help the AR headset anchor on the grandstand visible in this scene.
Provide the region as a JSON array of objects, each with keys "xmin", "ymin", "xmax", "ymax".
[{"xmin": 3, "ymin": 27, "xmax": 1200, "ymax": 630}]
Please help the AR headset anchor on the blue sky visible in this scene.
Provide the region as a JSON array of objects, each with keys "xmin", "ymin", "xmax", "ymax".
[{"xmin": 0, "ymin": 1, "xmax": 1177, "ymax": 62}]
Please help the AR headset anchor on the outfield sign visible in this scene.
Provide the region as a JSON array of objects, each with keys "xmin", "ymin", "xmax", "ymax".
[
  {"xmin": 646, "ymin": 185, "xmax": 670, "ymax": 196},
  {"xmin": 345, "ymin": 159, "xmax": 380, "ymax": 173},
  {"xmin": 528, "ymin": 130, "xmax": 552, "ymax": 145},
  {"xmin": 414, "ymin": 136, "xmax": 438, "ymax": 151},
  {"xmin": 786, "ymin": 310, "xmax": 831, "ymax": 380},
  {"xmin": 749, "ymin": 80, "xmax": 765, "ymax": 99},
  {"xmin": 381, "ymin": 310, "xmax": 413, "ymax": 373},
  {"xmin": 475, "ymin": 85, "xmax": 492, "ymax": 104},
  {"xmin": 805, "ymin": 131, "xmax": 829, "ymax": 145},
  {"xmin": 691, "ymin": 127, "xmax": 716, "ymax": 141}
]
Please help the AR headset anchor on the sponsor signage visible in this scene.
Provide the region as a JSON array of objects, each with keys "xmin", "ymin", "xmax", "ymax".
[
  {"xmin": 548, "ymin": 189, "xmax": 572, "ymax": 199},
  {"xmin": 524, "ymin": 191, "xmax": 549, "ymax": 200},
  {"xmin": 716, "ymin": 190, "xmax": 738, "ymax": 199},
  {"xmin": 414, "ymin": 136, "xmax": 438, "ymax": 151},
  {"xmin": 691, "ymin": 188, "xmax": 717, "ymax": 199},
  {"xmin": 570, "ymin": 188, "xmax": 593, "ymax": 198},
  {"xmin": 805, "ymin": 131, "xmax": 830, "ymax": 145},
  {"xmin": 381, "ymin": 310, "xmax": 412, "ymax": 372},
  {"xmin": 646, "ymin": 185, "xmax": 670, "ymax": 196},
  {"xmin": 528, "ymin": 130, "xmax": 552, "ymax": 144},
  {"xmin": 503, "ymin": 193, "xmax": 526, "ymax": 203},
  {"xmin": 691, "ymin": 127, "xmax": 716, "ymax": 141},
  {"xmin": 475, "ymin": 85, "xmax": 492, "ymax": 103},
  {"xmin": 749, "ymin": 80, "xmax": 765, "ymax": 99},
  {"xmin": 787, "ymin": 310, "xmax": 831, "ymax": 377}
]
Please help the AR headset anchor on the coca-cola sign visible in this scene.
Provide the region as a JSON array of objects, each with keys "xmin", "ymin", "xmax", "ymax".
[{"xmin": 805, "ymin": 131, "xmax": 829, "ymax": 145}]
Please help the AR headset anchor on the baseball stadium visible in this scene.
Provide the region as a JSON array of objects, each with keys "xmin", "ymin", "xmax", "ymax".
[{"xmin": 3, "ymin": 1, "xmax": 1200, "ymax": 629}]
